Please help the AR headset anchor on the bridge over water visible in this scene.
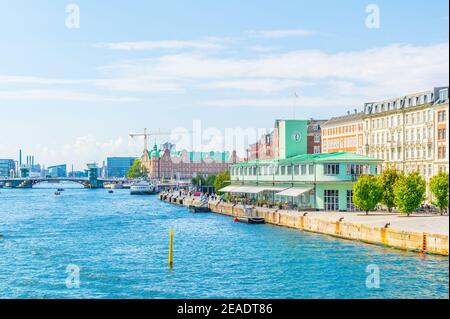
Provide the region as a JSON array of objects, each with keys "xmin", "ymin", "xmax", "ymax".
[{"xmin": 0, "ymin": 177, "xmax": 123, "ymax": 189}]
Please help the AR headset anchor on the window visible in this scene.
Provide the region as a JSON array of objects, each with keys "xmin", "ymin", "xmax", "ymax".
[
  {"xmin": 281, "ymin": 166, "xmax": 286, "ymax": 175},
  {"xmin": 439, "ymin": 88, "xmax": 448, "ymax": 102},
  {"xmin": 438, "ymin": 128, "xmax": 446, "ymax": 140},
  {"xmin": 438, "ymin": 111, "xmax": 447, "ymax": 122},
  {"xmin": 313, "ymin": 124, "xmax": 319, "ymax": 131},
  {"xmin": 438, "ymin": 147, "xmax": 446, "ymax": 159},
  {"xmin": 287, "ymin": 165, "xmax": 292, "ymax": 175},
  {"xmin": 324, "ymin": 164, "xmax": 340, "ymax": 175},
  {"xmin": 346, "ymin": 164, "xmax": 369, "ymax": 175},
  {"xmin": 324, "ymin": 190, "xmax": 339, "ymax": 211},
  {"xmin": 313, "ymin": 145, "xmax": 320, "ymax": 154},
  {"xmin": 301, "ymin": 165, "xmax": 306, "ymax": 175},
  {"xmin": 309, "ymin": 164, "xmax": 314, "ymax": 175},
  {"xmin": 314, "ymin": 134, "xmax": 320, "ymax": 143},
  {"xmin": 347, "ymin": 190, "xmax": 358, "ymax": 211},
  {"xmin": 294, "ymin": 165, "xmax": 299, "ymax": 175}
]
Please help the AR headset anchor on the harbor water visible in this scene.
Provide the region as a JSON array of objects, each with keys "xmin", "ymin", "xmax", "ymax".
[{"xmin": 0, "ymin": 184, "xmax": 448, "ymax": 299}]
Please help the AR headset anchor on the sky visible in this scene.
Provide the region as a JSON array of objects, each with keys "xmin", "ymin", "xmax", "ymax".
[{"xmin": 0, "ymin": 0, "xmax": 448, "ymax": 170}]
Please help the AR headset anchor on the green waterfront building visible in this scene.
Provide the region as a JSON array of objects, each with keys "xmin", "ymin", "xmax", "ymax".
[{"xmin": 224, "ymin": 120, "xmax": 383, "ymax": 211}]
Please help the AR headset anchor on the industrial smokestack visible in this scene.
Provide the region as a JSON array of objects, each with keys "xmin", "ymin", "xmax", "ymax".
[{"xmin": 19, "ymin": 150, "xmax": 22, "ymax": 166}]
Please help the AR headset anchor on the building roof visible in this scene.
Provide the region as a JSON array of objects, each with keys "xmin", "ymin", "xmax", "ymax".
[
  {"xmin": 233, "ymin": 152, "xmax": 381, "ymax": 167},
  {"xmin": 321, "ymin": 112, "xmax": 364, "ymax": 127},
  {"xmin": 147, "ymin": 144, "xmax": 230, "ymax": 162}
]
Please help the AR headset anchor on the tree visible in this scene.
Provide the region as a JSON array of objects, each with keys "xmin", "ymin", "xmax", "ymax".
[
  {"xmin": 393, "ymin": 171, "xmax": 426, "ymax": 216},
  {"xmin": 352, "ymin": 175, "xmax": 383, "ymax": 215},
  {"xmin": 127, "ymin": 159, "xmax": 148, "ymax": 179},
  {"xmin": 379, "ymin": 168, "xmax": 400, "ymax": 212},
  {"xmin": 214, "ymin": 171, "xmax": 230, "ymax": 195},
  {"xmin": 429, "ymin": 172, "xmax": 449, "ymax": 215},
  {"xmin": 191, "ymin": 175, "xmax": 205, "ymax": 188},
  {"xmin": 205, "ymin": 174, "xmax": 216, "ymax": 187}
]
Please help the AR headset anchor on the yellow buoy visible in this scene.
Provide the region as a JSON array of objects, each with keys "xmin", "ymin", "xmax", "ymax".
[{"xmin": 168, "ymin": 229, "xmax": 174, "ymax": 269}]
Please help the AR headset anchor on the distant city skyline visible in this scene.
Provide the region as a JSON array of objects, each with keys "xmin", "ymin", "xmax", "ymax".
[{"xmin": 0, "ymin": 0, "xmax": 448, "ymax": 169}]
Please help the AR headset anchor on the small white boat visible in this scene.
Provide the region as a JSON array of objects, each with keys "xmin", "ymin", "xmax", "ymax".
[{"xmin": 130, "ymin": 181, "xmax": 157, "ymax": 195}]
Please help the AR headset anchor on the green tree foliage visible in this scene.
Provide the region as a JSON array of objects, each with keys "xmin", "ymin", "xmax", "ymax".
[
  {"xmin": 429, "ymin": 172, "xmax": 449, "ymax": 215},
  {"xmin": 213, "ymin": 171, "xmax": 230, "ymax": 195},
  {"xmin": 379, "ymin": 168, "xmax": 400, "ymax": 212},
  {"xmin": 191, "ymin": 175, "xmax": 205, "ymax": 187},
  {"xmin": 393, "ymin": 171, "xmax": 426, "ymax": 216},
  {"xmin": 353, "ymin": 175, "xmax": 383, "ymax": 215},
  {"xmin": 205, "ymin": 174, "xmax": 216, "ymax": 186},
  {"xmin": 127, "ymin": 160, "xmax": 147, "ymax": 179}
]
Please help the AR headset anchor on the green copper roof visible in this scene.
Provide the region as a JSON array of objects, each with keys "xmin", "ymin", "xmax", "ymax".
[
  {"xmin": 234, "ymin": 152, "xmax": 381, "ymax": 167},
  {"xmin": 188, "ymin": 151, "xmax": 229, "ymax": 162},
  {"xmin": 146, "ymin": 147, "xmax": 229, "ymax": 162}
]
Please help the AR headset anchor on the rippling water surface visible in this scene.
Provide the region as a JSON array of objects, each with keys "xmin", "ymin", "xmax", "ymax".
[{"xmin": 0, "ymin": 185, "xmax": 448, "ymax": 299}]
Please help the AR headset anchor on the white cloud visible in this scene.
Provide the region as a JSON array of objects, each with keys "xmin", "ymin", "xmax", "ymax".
[
  {"xmin": 95, "ymin": 39, "xmax": 225, "ymax": 51},
  {"xmin": 98, "ymin": 42, "xmax": 448, "ymax": 99},
  {"xmin": 92, "ymin": 77, "xmax": 184, "ymax": 93},
  {"xmin": 0, "ymin": 76, "xmax": 83, "ymax": 85},
  {"xmin": 203, "ymin": 95, "xmax": 362, "ymax": 109},
  {"xmin": 2, "ymin": 42, "xmax": 448, "ymax": 102},
  {"xmin": 247, "ymin": 29, "xmax": 316, "ymax": 38},
  {"xmin": 200, "ymin": 79, "xmax": 310, "ymax": 93},
  {"xmin": 0, "ymin": 89, "xmax": 141, "ymax": 102}
]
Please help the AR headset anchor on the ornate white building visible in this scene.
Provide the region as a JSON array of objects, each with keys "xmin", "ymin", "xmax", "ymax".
[
  {"xmin": 363, "ymin": 87, "xmax": 449, "ymax": 193},
  {"xmin": 434, "ymin": 88, "xmax": 449, "ymax": 174}
]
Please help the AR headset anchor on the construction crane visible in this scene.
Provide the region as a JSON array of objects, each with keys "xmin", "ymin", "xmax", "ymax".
[{"xmin": 129, "ymin": 128, "xmax": 172, "ymax": 152}]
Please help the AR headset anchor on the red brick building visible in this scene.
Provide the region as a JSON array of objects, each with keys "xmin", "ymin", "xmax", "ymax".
[{"xmin": 141, "ymin": 144, "xmax": 237, "ymax": 180}]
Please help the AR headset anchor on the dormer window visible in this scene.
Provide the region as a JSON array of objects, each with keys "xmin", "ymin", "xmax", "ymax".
[{"xmin": 439, "ymin": 88, "xmax": 448, "ymax": 102}]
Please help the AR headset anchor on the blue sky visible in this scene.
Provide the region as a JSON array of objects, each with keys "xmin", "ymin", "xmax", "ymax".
[{"xmin": 0, "ymin": 0, "xmax": 448, "ymax": 169}]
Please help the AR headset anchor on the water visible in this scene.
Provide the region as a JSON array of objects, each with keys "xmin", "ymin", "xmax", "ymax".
[{"xmin": 0, "ymin": 184, "xmax": 448, "ymax": 299}]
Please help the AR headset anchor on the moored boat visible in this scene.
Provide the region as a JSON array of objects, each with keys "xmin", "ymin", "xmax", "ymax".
[
  {"xmin": 130, "ymin": 181, "xmax": 157, "ymax": 195},
  {"xmin": 234, "ymin": 217, "xmax": 265, "ymax": 224}
]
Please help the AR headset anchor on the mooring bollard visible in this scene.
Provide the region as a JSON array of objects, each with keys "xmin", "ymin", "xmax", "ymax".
[{"xmin": 168, "ymin": 229, "xmax": 174, "ymax": 270}]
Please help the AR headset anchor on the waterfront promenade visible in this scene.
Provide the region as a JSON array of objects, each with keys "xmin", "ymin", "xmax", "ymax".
[
  {"xmin": 283, "ymin": 211, "xmax": 449, "ymax": 235},
  {"xmin": 161, "ymin": 193, "xmax": 449, "ymax": 256}
]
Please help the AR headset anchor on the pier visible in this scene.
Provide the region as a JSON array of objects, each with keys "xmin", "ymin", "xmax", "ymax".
[{"xmin": 160, "ymin": 192, "xmax": 449, "ymax": 256}]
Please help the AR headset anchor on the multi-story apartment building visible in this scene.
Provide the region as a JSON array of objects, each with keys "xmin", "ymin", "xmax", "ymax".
[
  {"xmin": 307, "ymin": 119, "xmax": 327, "ymax": 154},
  {"xmin": 321, "ymin": 111, "xmax": 365, "ymax": 155},
  {"xmin": 434, "ymin": 88, "xmax": 449, "ymax": 174},
  {"xmin": 248, "ymin": 119, "xmax": 327, "ymax": 160},
  {"xmin": 47, "ymin": 164, "xmax": 67, "ymax": 178},
  {"xmin": 0, "ymin": 159, "xmax": 15, "ymax": 178},
  {"xmin": 106, "ymin": 157, "xmax": 137, "ymax": 178},
  {"xmin": 363, "ymin": 87, "xmax": 449, "ymax": 188},
  {"xmin": 248, "ymin": 133, "xmax": 273, "ymax": 161}
]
